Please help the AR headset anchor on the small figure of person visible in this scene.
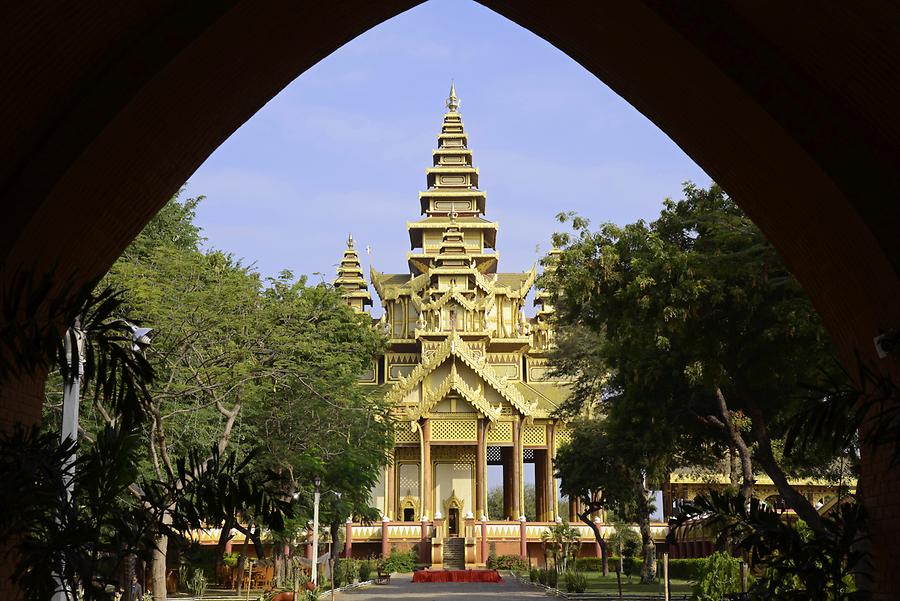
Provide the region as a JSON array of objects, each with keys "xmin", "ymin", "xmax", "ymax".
[{"xmin": 130, "ymin": 575, "xmax": 143, "ymax": 601}]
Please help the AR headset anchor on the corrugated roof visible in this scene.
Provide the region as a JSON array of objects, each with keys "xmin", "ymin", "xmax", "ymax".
[
  {"xmin": 495, "ymin": 273, "xmax": 531, "ymax": 288},
  {"xmin": 515, "ymin": 381, "xmax": 570, "ymax": 414},
  {"xmin": 377, "ymin": 274, "xmax": 412, "ymax": 287}
]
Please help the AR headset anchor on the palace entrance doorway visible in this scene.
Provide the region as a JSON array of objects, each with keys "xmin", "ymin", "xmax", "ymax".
[{"xmin": 448, "ymin": 507, "xmax": 459, "ymax": 537}]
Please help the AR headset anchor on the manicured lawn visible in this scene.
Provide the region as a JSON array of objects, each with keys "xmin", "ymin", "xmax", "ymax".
[{"xmin": 582, "ymin": 572, "xmax": 693, "ymax": 595}]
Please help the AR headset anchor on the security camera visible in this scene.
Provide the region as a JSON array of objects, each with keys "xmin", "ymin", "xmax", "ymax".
[{"xmin": 874, "ymin": 329, "xmax": 899, "ymax": 359}]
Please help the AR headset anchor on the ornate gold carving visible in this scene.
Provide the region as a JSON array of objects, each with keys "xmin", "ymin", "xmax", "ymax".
[
  {"xmin": 487, "ymin": 421, "xmax": 513, "ymax": 444},
  {"xmin": 409, "ymin": 362, "xmax": 502, "ymax": 422},
  {"xmin": 431, "ymin": 445, "xmax": 475, "ymax": 462},
  {"xmin": 396, "ymin": 447, "xmax": 420, "ymax": 460},
  {"xmin": 399, "ymin": 490, "xmax": 420, "ymax": 521},
  {"xmin": 523, "ymin": 424, "xmax": 547, "ymax": 447},
  {"xmin": 395, "ymin": 427, "xmax": 418, "ymax": 444},
  {"xmin": 555, "ymin": 427, "xmax": 572, "ymax": 451},
  {"xmin": 430, "ymin": 419, "xmax": 477, "ymax": 442},
  {"xmin": 442, "ymin": 490, "xmax": 465, "ymax": 515}
]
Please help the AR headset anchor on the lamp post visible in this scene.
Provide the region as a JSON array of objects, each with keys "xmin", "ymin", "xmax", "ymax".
[
  {"xmin": 54, "ymin": 320, "xmax": 152, "ymax": 601},
  {"xmin": 52, "ymin": 322, "xmax": 84, "ymax": 601},
  {"xmin": 311, "ymin": 476, "xmax": 321, "ymax": 586}
]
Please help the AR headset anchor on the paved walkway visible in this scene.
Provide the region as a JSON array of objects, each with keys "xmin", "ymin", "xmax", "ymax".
[{"xmin": 334, "ymin": 573, "xmax": 547, "ymax": 600}]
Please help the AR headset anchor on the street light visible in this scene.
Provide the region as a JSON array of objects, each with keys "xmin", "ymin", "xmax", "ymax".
[
  {"xmin": 54, "ymin": 319, "xmax": 152, "ymax": 601},
  {"xmin": 311, "ymin": 476, "xmax": 321, "ymax": 587},
  {"xmin": 308, "ymin": 476, "xmax": 343, "ymax": 589}
]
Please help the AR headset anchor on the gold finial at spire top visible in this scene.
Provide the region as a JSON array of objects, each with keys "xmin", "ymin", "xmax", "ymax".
[
  {"xmin": 347, "ymin": 233, "xmax": 354, "ymax": 248},
  {"xmin": 446, "ymin": 81, "xmax": 460, "ymax": 112}
]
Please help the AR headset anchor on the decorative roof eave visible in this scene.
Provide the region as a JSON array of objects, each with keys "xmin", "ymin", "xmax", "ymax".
[
  {"xmin": 406, "ymin": 362, "xmax": 502, "ymax": 422},
  {"xmin": 418, "ymin": 189, "xmax": 486, "ymax": 199},
  {"xmin": 518, "ymin": 264, "xmax": 538, "ymax": 297},
  {"xmin": 406, "ymin": 220, "xmax": 498, "ymax": 231},
  {"xmin": 450, "ymin": 336, "xmax": 537, "ymax": 416},
  {"xmin": 421, "ymin": 288, "xmax": 488, "ymax": 312},
  {"xmin": 384, "ymin": 332, "xmax": 536, "ymax": 416},
  {"xmin": 472, "ymin": 269, "xmax": 495, "ymax": 293},
  {"xmin": 372, "ymin": 271, "xmax": 429, "ymax": 302},
  {"xmin": 425, "ymin": 167, "xmax": 479, "ymax": 175},
  {"xmin": 370, "ymin": 267, "xmax": 385, "ymax": 298},
  {"xmin": 384, "ymin": 335, "xmax": 456, "ymax": 404},
  {"xmin": 432, "ymin": 148, "xmax": 472, "ymax": 155}
]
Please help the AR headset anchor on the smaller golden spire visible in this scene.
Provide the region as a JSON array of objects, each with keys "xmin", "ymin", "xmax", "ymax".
[
  {"xmin": 446, "ymin": 81, "xmax": 460, "ymax": 112},
  {"xmin": 347, "ymin": 232, "xmax": 354, "ymax": 248}
]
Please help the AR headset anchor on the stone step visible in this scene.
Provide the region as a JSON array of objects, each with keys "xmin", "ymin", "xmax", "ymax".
[{"xmin": 442, "ymin": 538, "xmax": 466, "ymax": 568}]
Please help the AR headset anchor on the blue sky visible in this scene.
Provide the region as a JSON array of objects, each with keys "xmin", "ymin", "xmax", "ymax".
[{"xmin": 187, "ymin": 0, "xmax": 710, "ymax": 303}]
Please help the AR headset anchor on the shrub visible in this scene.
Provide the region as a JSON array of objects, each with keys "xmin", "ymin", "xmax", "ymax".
[
  {"xmin": 575, "ymin": 557, "xmax": 603, "ymax": 572},
  {"xmin": 487, "ymin": 554, "xmax": 528, "ymax": 572},
  {"xmin": 623, "ymin": 556, "xmax": 636, "ymax": 578},
  {"xmin": 346, "ymin": 559, "xmax": 360, "ymax": 583},
  {"xmin": 529, "ymin": 567, "xmax": 539, "ymax": 582},
  {"xmin": 666, "ymin": 558, "xmax": 706, "ymax": 581},
  {"xmin": 222, "ymin": 552, "xmax": 239, "ymax": 568},
  {"xmin": 377, "ymin": 549, "xmax": 417, "ymax": 574},
  {"xmin": 564, "ymin": 571, "xmax": 587, "ymax": 593},
  {"xmin": 546, "ymin": 569, "xmax": 558, "ymax": 588},
  {"xmin": 691, "ymin": 552, "xmax": 742, "ymax": 601},
  {"xmin": 538, "ymin": 569, "xmax": 548, "ymax": 585},
  {"xmin": 188, "ymin": 569, "xmax": 208, "ymax": 598},
  {"xmin": 358, "ymin": 560, "xmax": 372, "ymax": 581}
]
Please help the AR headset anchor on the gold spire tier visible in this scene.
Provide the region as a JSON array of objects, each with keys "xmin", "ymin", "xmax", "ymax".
[{"xmin": 333, "ymin": 233, "xmax": 372, "ymax": 314}]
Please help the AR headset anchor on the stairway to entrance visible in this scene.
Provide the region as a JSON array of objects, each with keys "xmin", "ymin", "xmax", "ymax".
[{"xmin": 442, "ymin": 537, "xmax": 465, "ymax": 570}]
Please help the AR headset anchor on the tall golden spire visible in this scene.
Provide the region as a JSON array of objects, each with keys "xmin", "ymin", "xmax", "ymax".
[
  {"xmin": 333, "ymin": 233, "xmax": 372, "ymax": 313},
  {"xmin": 406, "ymin": 85, "xmax": 499, "ymax": 275},
  {"xmin": 446, "ymin": 82, "xmax": 460, "ymax": 112}
]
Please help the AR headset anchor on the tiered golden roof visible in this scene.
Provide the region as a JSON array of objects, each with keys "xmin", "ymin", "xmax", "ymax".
[
  {"xmin": 335, "ymin": 84, "xmax": 568, "ymax": 421},
  {"xmin": 333, "ymin": 233, "xmax": 372, "ymax": 313}
]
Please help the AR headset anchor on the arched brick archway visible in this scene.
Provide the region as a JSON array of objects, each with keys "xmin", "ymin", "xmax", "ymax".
[{"xmin": 3, "ymin": 1, "xmax": 899, "ymax": 596}]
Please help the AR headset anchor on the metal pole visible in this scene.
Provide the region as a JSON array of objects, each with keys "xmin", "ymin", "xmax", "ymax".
[
  {"xmin": 662, "ymin": 552, "xmax": 669, "ymax": 601},
  {"xmin": 53, "ymin": 324, "xmax": 83, "ymax": 601},
  {"xmin": 60, "ymin": 323, "xmax": 84, "ymax": 489},
  {"xmin": 312, "ymin": 482, "xmax": 321, "ymax": 586}
]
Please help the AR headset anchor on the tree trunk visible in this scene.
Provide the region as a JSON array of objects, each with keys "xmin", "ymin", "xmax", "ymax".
[
  {"xmin": 728, "ymin": 445, "xmax": 739, "ymax": 487},
  {"xmin": 151, "ymin": 534, "xmax": 168, "ymax": 601},
  {"xmin": 579, "ymin": 501, "xmax": 608, "ymax": 576},
  {"xmin": 330, "ymin": 520, "xmax": 341, "ymax": 586},
  {"xmin": 617, "ymin": 540, "xmax": 623, "ymax": 576},
  {"xmin": 235, "ymin": 534, "xmax": 248, "ymax": 596},
  {"xmin": 745, "ymin": 401, "xmax": 826, "ymax": 536},
  {"xmin": 715, "ymin": 388, "xmax": 754, "ymax": 503},
  {"xmin": 635, "ymin": 477, "xmax": 656, "ymax": 584},
  {"xmin": 274, "ymin": 553, "xmax": 284, "ymax": 589},
  {"xmin": 123, "ymin": 554, "xmax": 136, "ymax": 601}
]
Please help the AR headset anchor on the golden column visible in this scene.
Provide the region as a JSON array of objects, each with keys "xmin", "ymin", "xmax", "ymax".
[
  {"xmin": 386, "ymin": 453, "xmax": 395, "ymax": 520},
  {"xmin": 513, "ymin": 417, "xmax": 523, "ymax": 519},
  {"xmin": 548, "ymin": 423, "xmax": 558, "ymax": 521},
  {"xmin": 422, "ymin": 419, "xmax": 432, "ymax": 518},
  {"xmin": 476, "ymin": 419, "xmax": 486, "ymax": 518}
]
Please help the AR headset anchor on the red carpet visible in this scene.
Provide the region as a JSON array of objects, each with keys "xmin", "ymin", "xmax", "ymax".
[{"xmin": 413, "ymin": 569, "xmax": 503, "ymax": 583}]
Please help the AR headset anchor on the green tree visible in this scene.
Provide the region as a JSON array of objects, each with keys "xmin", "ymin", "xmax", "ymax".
[
  {"xmin": 80, "ymin": 193, "xmax": 391, "ymax": 598},
  {"xmin": 547, "ymin": 183, "xmax": 848, "ymax": 533},
  {"xmin": 540, "ymin": 521, "xmax": 581, "ymax": 573},
  {"xmin": 245, "ymin": 272, "xmax": 391, "ymax": 574},
  {"xmin": 487, "ymin": 484, "xmax": 536, "ymax": 521},
  {"xmin": 555, "ymin": 418, "xmax": 664, "ymax": 582},
  {"xmin": 608, "ymin": 518, "xmax": 641, "ymax": 578},
  {"xmin": 691, "ymin": 551, "xmax": 742, "ymax": 601}
]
